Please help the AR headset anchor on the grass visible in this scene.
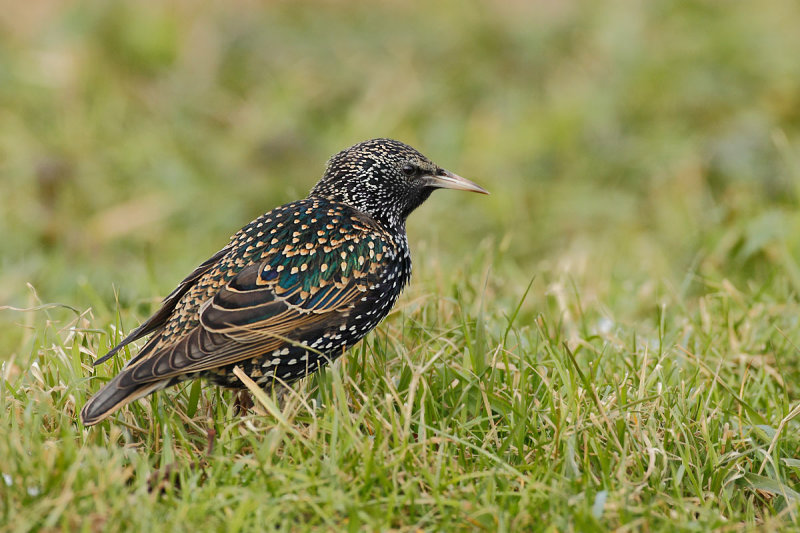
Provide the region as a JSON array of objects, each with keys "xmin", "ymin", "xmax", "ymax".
[{"xmin": 3, "ymin": 0, "xmax": 800, "ymax": 530}]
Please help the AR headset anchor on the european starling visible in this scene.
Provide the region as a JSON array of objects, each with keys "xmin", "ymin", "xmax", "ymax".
[{"xmin": 80, "ymin": 138, "xmax": 487, "ymax": 425}]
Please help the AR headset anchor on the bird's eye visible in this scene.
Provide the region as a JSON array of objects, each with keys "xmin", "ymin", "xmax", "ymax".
[{"xmin": 402, "ymin": 164, "xmax": 416, "ymax": 177}]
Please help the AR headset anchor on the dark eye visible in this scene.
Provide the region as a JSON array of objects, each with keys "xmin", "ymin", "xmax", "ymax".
[{"xmin": 401, "ymin": 164, "xmax": 416, "ymax": 177}]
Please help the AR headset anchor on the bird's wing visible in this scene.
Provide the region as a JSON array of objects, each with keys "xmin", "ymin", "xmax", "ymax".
[
  {"xmin": 93, "ymin": 245, "xmax": 231, "ymax": 366},
  {"xmin": 115, "ymin": 226, "xmax": 395, "ymax": 387}
]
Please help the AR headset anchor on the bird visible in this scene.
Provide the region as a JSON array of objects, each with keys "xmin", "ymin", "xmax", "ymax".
[{"xmin": 80, "ymin": 138, "xmax": 488, "ymax": 425}]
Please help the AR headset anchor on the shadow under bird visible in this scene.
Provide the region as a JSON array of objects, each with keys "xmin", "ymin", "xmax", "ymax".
[{"xmin": 81, "ymin": 138, "xmax": 488, "ymax": 426}]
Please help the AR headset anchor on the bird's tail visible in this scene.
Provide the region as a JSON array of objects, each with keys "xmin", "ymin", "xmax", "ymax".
[{"xmin": 80, "ymin": 372, "xmax": 166, "ymax": 426}]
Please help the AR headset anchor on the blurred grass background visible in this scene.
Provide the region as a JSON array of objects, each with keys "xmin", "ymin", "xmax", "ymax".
[
  {"xmin": 3, "ymin": 0, "xmax": 800, "ymax": 529},
  {"xmin": 3, "ymin": 0, "xmax": 799, "ymax": 318}
]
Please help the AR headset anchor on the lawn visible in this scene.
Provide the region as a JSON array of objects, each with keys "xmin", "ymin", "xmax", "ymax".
[{"xmin": 3, "ymin": 1, "xmax": 800, "ymax": 530}]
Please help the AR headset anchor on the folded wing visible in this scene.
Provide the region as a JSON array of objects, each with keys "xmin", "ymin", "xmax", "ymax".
[{"xmin": 115, "ymin": 230, "xmax": 391, "ymax": 387}]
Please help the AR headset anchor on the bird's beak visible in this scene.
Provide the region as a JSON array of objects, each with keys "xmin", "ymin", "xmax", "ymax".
[{"xmin": 423, "ymin": 169, "xmax": 489, "ymax": 195}]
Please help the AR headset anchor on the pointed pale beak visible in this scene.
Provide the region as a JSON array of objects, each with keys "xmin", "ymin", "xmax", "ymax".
[{"xmin": 423, "ymin": 169, "xmax": 489, "ymax": 195}]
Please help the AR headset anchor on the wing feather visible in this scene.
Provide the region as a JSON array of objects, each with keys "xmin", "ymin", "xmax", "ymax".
[
  {"xmin": 119, "ymin": 224, "xmax": 393, "ymax": 385},
  {"xmin": 93, "ymin": 245, "xmax": 230, "ymax": 366}
]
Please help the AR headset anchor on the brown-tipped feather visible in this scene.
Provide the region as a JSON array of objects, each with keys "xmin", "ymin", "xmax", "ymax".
[
  {"xmin": 93, "ymin": 246, "xmax": 230, "ymax": 367},
  {"xmin": 80, "ymin": 374, "xmax": 165, "ymax": 425}
]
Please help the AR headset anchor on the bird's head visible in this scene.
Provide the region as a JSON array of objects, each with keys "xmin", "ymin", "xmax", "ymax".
[{"xmin": 310, "ymin": 138, "xmax": 488, "ymax": 229}]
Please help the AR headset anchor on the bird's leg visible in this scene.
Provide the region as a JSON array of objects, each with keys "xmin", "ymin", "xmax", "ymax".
[
  {"xmin": 272, "ymin": 383, "xmax": 291, "ymax": 409},
  {"xmin": 233, "ymin": 390, "xmax": 254, "ymax": 415},
  {"xmin": 205, "ymin": 427, "xmax": 216, "ymax": 455}
]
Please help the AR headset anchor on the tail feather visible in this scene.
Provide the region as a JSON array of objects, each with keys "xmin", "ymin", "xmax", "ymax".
[{"xmin": 80, "ymin": 373, "xmax": 166, "ymax": 426}]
